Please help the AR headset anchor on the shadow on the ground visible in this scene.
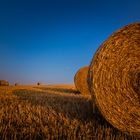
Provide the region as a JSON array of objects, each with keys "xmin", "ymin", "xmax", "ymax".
[
  {"xmin": 12, "ymin": 88, "xmax": 137, "ymax": 139},
  {"xmin": 34, "ymin": 87, "xmax": 80, "ymax": 94},
  {"xmin": 13, "ymin": 88, "xmax": 113, "ymax": 126},
  {"xmin": 13, "ymin": 88, "xmax": 94, "ymax": 122},
  {"xmin": 13, "ymin": 89, "xmax": 134, "ymax": 138},
  {"xmin": 13, "ymin": 88, "xmax": 117, "ymax": 127}
]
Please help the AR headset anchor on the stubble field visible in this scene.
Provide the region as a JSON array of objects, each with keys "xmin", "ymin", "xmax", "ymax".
[{"xmin": 0, "ymin": 85, "xmax": 138, "ymax": 139}]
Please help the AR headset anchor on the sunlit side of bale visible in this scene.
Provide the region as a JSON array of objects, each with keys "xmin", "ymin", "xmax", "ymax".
[{"xmin": 74, "ymin": 66, "xmax": 90, "ymax": 95}]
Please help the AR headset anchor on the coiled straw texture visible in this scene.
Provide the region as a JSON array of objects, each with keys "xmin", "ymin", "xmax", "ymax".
[
  {"xmin": 89, "ymin": 22, "xmax": 140, "ymax": 136},
  {"xmin": 74, "ymin": 66, "xmax": 90, "ymax": 95}
]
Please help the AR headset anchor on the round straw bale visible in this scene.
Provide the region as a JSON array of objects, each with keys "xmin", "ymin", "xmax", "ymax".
[
  {"xmin": 88, "ymin": 22, "xmax": 140, "ymax": 136},
  {"xmin": 0, "ymin": 80, "xmax": 9, "ymax": 86},
  {"xmin": 74, "ymin": 66, "xmax": 90, "ymax": 95}
]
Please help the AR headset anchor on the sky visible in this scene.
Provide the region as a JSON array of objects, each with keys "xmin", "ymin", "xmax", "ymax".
[{"xmin": 0, "ymin": 0, "xmax": 140, "ymax": 85}]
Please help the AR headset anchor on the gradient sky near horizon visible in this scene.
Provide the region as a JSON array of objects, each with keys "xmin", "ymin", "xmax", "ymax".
[{"xmin": 0, "ymin": 0, "xmax": 140, "ymax": 84}]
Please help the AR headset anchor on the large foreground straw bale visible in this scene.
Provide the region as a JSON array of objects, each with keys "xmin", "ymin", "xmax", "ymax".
[
  {"xmin": 0, "ymin": 80, "xmax": 9, "ymax": 86},
  {"xmin": 74, "ymin": 66, "xmax": 90, "ymax": 95},
  {"xmin": 88, "ymin": 22, "xmax": 140, "ymax": 136}
]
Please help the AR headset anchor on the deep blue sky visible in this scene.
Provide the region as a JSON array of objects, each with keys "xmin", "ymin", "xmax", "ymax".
[{"xmin": 0, "ymin": 0, "xmax": 140, "ymax": 84}]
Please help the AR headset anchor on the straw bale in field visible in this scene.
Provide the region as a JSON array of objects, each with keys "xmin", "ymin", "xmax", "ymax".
[
  {"xmin": 0, "ymin": 80, "xmax": 9, "ymax": 86},
  {"xmin": 74, "ymin": 66, "xmax": 90, "ymax": 95},
  {"xmin": 88, "ymin": 22, "xmax": 140, "ymax": 136}
]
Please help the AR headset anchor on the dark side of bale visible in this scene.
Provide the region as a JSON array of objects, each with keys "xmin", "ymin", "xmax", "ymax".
[
  {"xmin": 0, "ymin": 80, "xmax": 9, "ymax": 86},
  {"xmin": 74, "ymin": 66, "xmax": 90, "ymax": 95},
  {"xmin": 88, "ymin": 22, "xmax": 140, "ymax": 136}
]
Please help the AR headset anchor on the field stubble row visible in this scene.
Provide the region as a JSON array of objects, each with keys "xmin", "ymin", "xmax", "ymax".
[{"xmin": 0, "ymin": 86, "xmax": 138, "ymax": 139}]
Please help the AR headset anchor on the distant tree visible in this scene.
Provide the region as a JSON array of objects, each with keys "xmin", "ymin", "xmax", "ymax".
[
  {"xmin": 15, "ymin": 83, "xmax": 19, "ymax": 86},
  {"xmin": 37, "ymin": 82, "xmax": 41, "ymax": 86}
]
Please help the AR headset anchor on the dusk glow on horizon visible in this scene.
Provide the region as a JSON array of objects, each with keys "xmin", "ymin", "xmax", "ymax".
[{"xmin": 0, "ymin": 0, "xmax": 140, "ymax": 85}]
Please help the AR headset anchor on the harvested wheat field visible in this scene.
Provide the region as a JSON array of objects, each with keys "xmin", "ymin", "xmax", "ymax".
[{"xmin": 0, "ymin": 84, "xmax": 139, "ymax": 139}]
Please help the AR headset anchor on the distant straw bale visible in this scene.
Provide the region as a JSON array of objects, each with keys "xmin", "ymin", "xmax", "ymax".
[
  {"xmin": 74, "ymin": 66, "xmax": 90, "ymax": 95},
  {"xmin": 88, "ymin": 22, "xmax": 140, "ymax": 136},
  {"xmin": 0, "ymin": 80, "xmax": 9, "ymax": 86}
]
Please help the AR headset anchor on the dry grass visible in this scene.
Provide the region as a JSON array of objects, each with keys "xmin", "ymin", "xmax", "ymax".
[
  {"xmin": 89, "ymin": 22, "xmax": 140, "ymax": 136},
  {"xmin": 74, "ymin": 66, "xmax": 90, "ymax": 95},
  {"xmin": 0, "ymin": 85, "xmax": 139, "ymax": 139}
]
